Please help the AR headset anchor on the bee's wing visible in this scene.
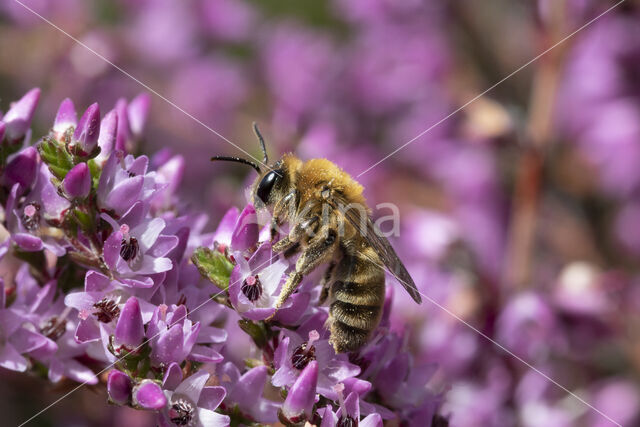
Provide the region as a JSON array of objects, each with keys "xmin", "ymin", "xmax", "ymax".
[{"xmin": 331, "ymin": 197, "xmax": 422, "ymax": 304}]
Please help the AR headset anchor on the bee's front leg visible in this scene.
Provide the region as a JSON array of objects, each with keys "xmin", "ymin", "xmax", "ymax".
[
  {"xmin": 272, "ymin": 215, "xmax": 319, "ymax": 253},
  {"xmin": 270, "ymin": 190, "xmax": 298, "ymax": 241},
  {"xmin": 268, "ymin": 225, "xmax": 338, "ymax": 320}
]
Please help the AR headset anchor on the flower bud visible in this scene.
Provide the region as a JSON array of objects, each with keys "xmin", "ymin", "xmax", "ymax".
[
  {"xmin": 115, "ymin": 98, "xmax": 130, "ymax": 153},
  {"xmin": 280, "ymin": 360, "xmax": 318, "ymax": 424},
  {"xmin": 3, "ymin": 146, "xmax": 38, "ymax": 192},
  {"xmin": 114, "ymin": 296, "xmax": 144, "ymax": 348},
  {"xmin": 127, "ymin": 93, "xmax": 151, "ymax": 138},
  {"xmin": 107, "ymin": 370, "xmax": 132, "ymax": 405},
  {"xmin": 53, "ymin": 98, "xmax": 78, "ymax": 136},
  {"xmin": 231, "ymin": 204, "xmax": 259, "ymax": 251},
  {"xmin": 72, "ymin": 103, "xmax": 101, "ymax": 155},
  {"xmin": 3, "ymin": 88, "xmax": 40, "ymax": 141},
  {"xmin": 62, "ymin": 163, "xmax": 91, "ymax": 199},
  {"xmin": 96, "ymin": 109, "xmax": 118, "ymax": 163},
  {"xmin": 132, "ymin": 379, "xmax": 167, "ymax": 410}
]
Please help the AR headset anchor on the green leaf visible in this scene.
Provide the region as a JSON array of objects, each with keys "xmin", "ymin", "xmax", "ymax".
[
  {"xmin": 87, "ymin": 159, "xmax": 102, "ymax": 189},
  {"xmin": 73, "ymin": 208, "xmax": 95, "ymax": 232},
  {"xmin": 37, "ymin": 136, "xmax": 74, "ymax": 180},
  {"xmin": 191, "ymin": 247, "xmax": 234, "ymax": 290},
  {"xmin": 238, "ymin": 319, "xmax": 269, "ymax": 349}
]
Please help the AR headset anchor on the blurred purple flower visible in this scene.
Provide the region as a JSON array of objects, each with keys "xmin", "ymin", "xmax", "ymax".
[{"xmin": 2, "ymin": 88, "xmax": 40, "ymax": 141}]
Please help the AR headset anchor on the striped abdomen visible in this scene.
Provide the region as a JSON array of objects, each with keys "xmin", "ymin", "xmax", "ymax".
[{"xmin": 328, "ymin": 247, "xmax": 385, "ymax": 353}]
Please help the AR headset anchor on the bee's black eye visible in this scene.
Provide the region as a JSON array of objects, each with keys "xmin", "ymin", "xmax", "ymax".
[{"xmin": 256, "ymin": 169, "xmax": 281, "ymax": 204}]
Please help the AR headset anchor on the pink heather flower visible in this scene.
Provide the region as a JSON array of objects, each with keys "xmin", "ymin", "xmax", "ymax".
[
  {"xmin": 2, "ymin": 88, "xmax": 40, "ymax": 141},
  {"xmin": 280, "ymin": 360, "xmax": 319, "ymax": 424},
  {"xmin": 70, "ymin": 103, "xmax": 101, "ymax": 155},
  {"xmin": 219, "ymin": 363, "xmax": 279, "ymax": 423},
  {"xmin": 133, "ymin": 379, "xmax": 167, "ymax": 410},
  {"xmin": 127, "ymin": 93, "xmax": 151, "ymax": 139},
  {"xmin": 273, "ymin": 329, "xmax": 361, "ymax": 400},
  {"xmin": 108, "ymin": 370, "xmax": 133, "ymax": 405},
  {"xmin": 158, "ymin": 370, "xmax": 229, "ymax": 427},
  {"xmin": 62, "ymin": 162, "xmax": 91, "ymax": 199},
  {"xmin": 53, "ymin": 98, "xmax": 78, "ymax": 137},
  {"xmin": 95, "ymin": 109, "xmax": 118, "ymax": 164}
]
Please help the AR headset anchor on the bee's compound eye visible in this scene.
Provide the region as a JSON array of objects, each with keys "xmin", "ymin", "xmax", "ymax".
[{"xmin": 256, "ymin": 169, "xmax": 281, "ymax": 204}]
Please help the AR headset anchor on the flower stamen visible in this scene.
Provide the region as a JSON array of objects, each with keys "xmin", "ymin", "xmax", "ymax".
[
  {"xmin": 241, "ymin": 274, "xmax": 263, "ymax": 302},
  {"xmin": 291, "ymin": 330, "xmax": 319, "ymax": 370}
]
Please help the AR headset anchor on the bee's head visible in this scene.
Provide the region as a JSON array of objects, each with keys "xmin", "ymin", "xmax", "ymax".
[{"xmin": 211, "ymin": 123, "xmax": 289, "ymax": 209}]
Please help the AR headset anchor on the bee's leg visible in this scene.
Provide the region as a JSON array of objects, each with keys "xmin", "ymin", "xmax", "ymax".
[
  {"xmin": 318, "ymin": 262, "xmax": 336, "ymax": 305},
  {"xmin": 273, "ymin": 226, "xmax": 338, "ymax": 312},
  {"xmin": 270, "ymin": 190, "xmax": 298, "ymax": 240},
  {"xmin": 273, "ymin": 215, "xmax": 319, "ymax": 253}
]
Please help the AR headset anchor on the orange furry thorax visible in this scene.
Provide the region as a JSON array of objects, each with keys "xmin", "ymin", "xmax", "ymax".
[{"xmin": 281, "ymin": 154, "xmax": 367, "ymax": 209}]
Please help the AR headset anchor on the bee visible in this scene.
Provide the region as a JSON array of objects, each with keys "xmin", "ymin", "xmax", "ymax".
[{"xmin": 212, "ymin": 124, "xmax": 422, "ymax": 353}]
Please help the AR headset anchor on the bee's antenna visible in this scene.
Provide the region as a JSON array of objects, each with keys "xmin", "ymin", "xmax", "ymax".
[
  {"xmin": 252, "ymin": 122, "xmax": 268, "ymax": 164},
  {"xmin": 211, "ymin": 156, "xmax": 261, "ymax": 173}
]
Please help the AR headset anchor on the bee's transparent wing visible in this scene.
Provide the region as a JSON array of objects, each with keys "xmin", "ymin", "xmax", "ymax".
[{"xmin": 330, "ymin": 197, "xmax": 422, "ymax": 304}]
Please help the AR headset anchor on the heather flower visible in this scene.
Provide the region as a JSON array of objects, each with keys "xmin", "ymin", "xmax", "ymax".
[
  {"xmin": 97, "ymin": 153, "xmax": 163, "ymax": 216},
  {"xmin": 319, "ymin": 386, "xmax": 383, "ymax": 427},
  {"xmin": 279, "ymin": 360, "xmax": 319, "ymax": 424},
  {"xmin": 272, "ymin": 329, "xmax": 361, "ymax": 400},
  {"xmin": 69, "ymin": 103, "xmax": 101, "ymax": 156},
  {"xmin": 64, "ymin": 270, "xmax": 155, "ymax": 345},
  {"xmin": 133, "ymin": 379, "xmax": 167, "ymax": 410},
  {"xmin": 2, "ymin": 88, "xmax": 40, "ymax": 142},
  {"xmin": 62, "ymin": 162, "xmax": 91, "ymax": 199},
  {"xmin": 52, "ymin": 98, "xmax": 77, "ymax": 138},
  {"xmin": 147, "ymin": 303, "xmax": 222, "ymax": 366},
  {"xmin": 127, "ymin": 93, "xmax": 151, "ymax": 139},
  {"xmin": 219, "ymin": 363, "xmax": 279, "ymax": 423},
  {"xmin": 6, "ymin": 164, "xmax": 70, "ymax": 256},
  {"xmin": 114, "ymin": 296, "xmax": 144, "ymax": 349},
  {"xmin": 108, "ymin": 369, "xmax": 133, "ymax": 405},
  {"xmin": 102, "ymin": 210, "xmax": 174, "ymax": 283},
  {"xmin": 158, "ymin": 370, "xmax": 230, "ymax": 427},
  {"xmin": 2, "ymin": 145, "xmax": 38, "ymax": 194},
  {"xmin": 95, "ymin": 109, "xmax": 118, "ymax": 164},
  {"xmin": 228, "ymin": 242, "xmax": 289, "ymax": 321},
  {"xmin": 496, "ymin": 292, "xmax": 560, "ymax": 360}
]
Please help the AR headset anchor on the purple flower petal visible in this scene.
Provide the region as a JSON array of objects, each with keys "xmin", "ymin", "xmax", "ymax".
[
  {"xmin": 174, "ymin": 370, "xmax": 208, "ymax": 403},
  {"xmin": 151, "ymin": 323, "xmax": 183, "ymax": 366},
  {"xmin": 231, "ymin": 204, "xmax": 258, "ymax": 251},
  {"xmin": 198, "ymin": 386, "xmax": 226, "ymax": 412},
  {"xmin": 3, "ymin": 146, "xmax": 38, "ymax": 192},
  {"xmin": 53, "ymin": 98, "xmax": 77, "ymax": 135},
  {"xmin": 3, "ymin": 88, "xmax": 40, "ymax": 141},
  {"xmin": 115, "ymin": 297, "xmax": 144, "ymax": 347},
  {"xmin": 133, "ymin": 379, "xmax": 167, "ymax": 410},
  {"xmin": 104, "ymin": 176, "xmax": 144, "ymax": 215},
  {"xmin": 108, "ymin": 370, "xmax": 132, "ymax": 405},
  {"xmin": 12, "ymin": 233, "xmax": 44, "ymax": 252},
  {"xmin": 62, "ymin": 163, "xmax": 91, "ymax": 199},
  {"xmin": 127, "ymin": 93, "xmax": 151, "ymax": 138},
  {"xmin": 0, "ymin": 343, "xmax": 28, "ymax": 372},
  {"xmin": 162, "ymin": 362, "xmax": 183, "ymax": 390},
  {"xmin": 282, "ymin": 360, "xmax": 318, "ymax": 422},
  {"xmin": 114, "ymin": 98, "xmax": 130, "ymax": 153},
  {"xmin": 72, "ymin": 103, "xmax": 101, "ymax": 154},
  {"xmin": 96, "ymin": 109, "xmax": 118, "ymax": 163}
]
